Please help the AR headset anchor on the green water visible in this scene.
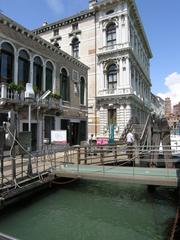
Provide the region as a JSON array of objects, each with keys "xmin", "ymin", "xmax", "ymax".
[{"xmin": 0, "ymin": 180, "xmax": 177, "ymax": 240}]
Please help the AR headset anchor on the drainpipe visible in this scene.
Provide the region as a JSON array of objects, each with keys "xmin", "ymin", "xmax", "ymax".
[{"xmin": 95, "ymin": 11, "xmax": 97, "ymax": 137}]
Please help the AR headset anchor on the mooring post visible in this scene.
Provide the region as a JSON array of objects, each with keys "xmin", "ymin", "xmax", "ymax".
[
  {"xmin": 21, "ymin": 154, "xmax": 24, "ymax": 178},
  {"xmin": 12, "ymin": 146, "xmax": 16, "ymax": 183},
  {"xmin": 0, "ymin": 128, "xmax": 5, "ymax": 188},
  {"xmin": 54, "ymin": 151, "xmax": 57, "ymax": 170},
  {"xmin": 115, "ymin": 145, "xmax": 117, "ymax": 165},
  {"xmin": 0, "ymin": 148, "xmax": 3, "ymax": 187},
  {"xmin": 84, "ymin": 147, "xmax": 87, "ymax": 165},
  {"xmin": 100, "ymin": 149, "xmax": 105, "ymax": 174},
  {"xmin": 77, "ymin": 147, "xmax": 80, "ymax": 165}
]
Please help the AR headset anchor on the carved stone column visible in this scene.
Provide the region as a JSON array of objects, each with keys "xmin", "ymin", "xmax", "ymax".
[
  {"xmin": 14, "ymin": 51, "xmax": 18, "ymax": 84},
  {"xmin": 30, "ymin": 57, "xmax": 33, "ymax": 84},
  {"xmin": 43, "ymin": 64, "xmax": 46, "ymax": 91}
]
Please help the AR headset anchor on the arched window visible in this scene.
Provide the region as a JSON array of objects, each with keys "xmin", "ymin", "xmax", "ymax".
[
  {"xmin": 107, "ymin": 64, "xmax": 117, "ymax": 89},
  {"xmin": 0, "ymin": 42, "xmax": 14, "ymax": 83},
  {"xmin": 106, "ymin": 23, "xmax": 116, "ymax": 47},
  {"xmin": 71, "ymin": 38, "xmax": 79, "ymax": 58},
  {"xmin": 60, "ymin": 68, "xmax": 70, "ymax": 101},
  {"xmin": 33, "ymin": 56, "xmax": 43, "ymax": 91},
  {"xmin": 18, "ymin": 50, "xmax": 30, "ymax": 86},
  {"xmin": 46, "ymin": 61, "xmax": 53, "ymax": 91},
  {"xmin": 80, "ymin": 77, "xmax": 85, "ymax": 105}
]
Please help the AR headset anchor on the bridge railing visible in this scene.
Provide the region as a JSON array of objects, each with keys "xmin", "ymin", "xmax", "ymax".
[
  {"xmin": 0, "ymin": 147, "xmax": 57, "ymax": 190},
  {"xmin": 1, "ymin": 143, "xmax": 179, "ymax": 191},
  {"xmin": 52, "ymin": 144, "xmax": 180, "ymax": 177}
]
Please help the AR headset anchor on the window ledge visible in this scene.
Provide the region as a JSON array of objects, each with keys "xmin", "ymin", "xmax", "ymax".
[
  {"xmin": 69, "ymin": 30, "xmax": 81, "ymax": 37},
  {"xmin": 50, "ymin": 36, "xmax": 62, "ymax": 42}
]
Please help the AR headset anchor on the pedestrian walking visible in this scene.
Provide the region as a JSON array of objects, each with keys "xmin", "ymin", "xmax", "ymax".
[{"xmin": 126, "ymin": 130, "xmax": 135, "ymax": 165}]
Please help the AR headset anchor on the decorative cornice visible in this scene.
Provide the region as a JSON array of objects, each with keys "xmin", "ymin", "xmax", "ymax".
[
  {"xmin": 32, "ymin": 0, "xmax": 152, "ymax": 59},
  {"xmin": 0, "ymin": 13, "xmax": 89, "ymax": 71},
  {"xmin": 33, "ymin": 10, "xmax": 95, "ymax": 35},
  {"xmin": 97, "ymin": 47, "xmax": 130, "ymax": 61},
  {"xmin": 127, "ymin": 0, "xmax": 152, "ymax": 58}
]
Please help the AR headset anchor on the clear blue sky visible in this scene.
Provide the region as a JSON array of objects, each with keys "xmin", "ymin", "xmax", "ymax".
[{"xmin": 1, "ymin": 0, "xmax": 180, "ymax": 100}]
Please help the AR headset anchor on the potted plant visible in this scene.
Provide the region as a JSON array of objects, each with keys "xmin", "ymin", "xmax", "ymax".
[
  {"xmin": 8, "ymin": 82, "xmax": 19, "ymax": 91},
  {"xmin": 17, "ymin": 84, "xmax": 25, "ymax": 93},
  {"xmin": 8, "ymin": 83, "xmax": 25, "ymax": 92}
]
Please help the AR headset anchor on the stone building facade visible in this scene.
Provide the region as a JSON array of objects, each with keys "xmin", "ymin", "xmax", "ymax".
[
  {"xmin": 165, "ymin": 97, "xmax": 172, "ymax": 117},
  {"xmin": 34, "ymin": 0, "xmax": 152, "ymax": 139},
  {"xmin": 173, "ymin": 102, "xmax": 180, "ymax": 116},
  {"xmin": 0, "ymin": 13, "xmax": 88, "ymax": 149}
]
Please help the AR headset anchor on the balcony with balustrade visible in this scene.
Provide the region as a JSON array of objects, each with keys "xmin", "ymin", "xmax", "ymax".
[
  {"xmin": 97, "ymin": 87, "xmax": 151, "ymax": 109},
  {"xmin": 0, "ymin": 83, "xmax": 62, "ymax": 111},
  {"xmin": 98, "ymin": 87, "xmax": 134, "ymax": 96},
  {"xmin": 98, "ymin": 42, "xmax": 130, "ymax": 55}
]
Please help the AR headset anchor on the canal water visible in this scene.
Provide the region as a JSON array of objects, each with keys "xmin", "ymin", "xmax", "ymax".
[{"xmin": 0, "ymin": 180, "xmax": 177, "ymax": 240}]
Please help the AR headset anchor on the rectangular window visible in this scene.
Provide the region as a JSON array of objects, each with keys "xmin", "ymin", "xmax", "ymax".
[
  {"xmin": 33, "ymin": 64, "xmax": 42, "ymax": 91},
  {"xmin": 108, "ymin": 109, "xmax": 116, "ymax": 125},
  {"xmin": 72, "ymin": 45, "xmax": 79, "ymax": 58},
  {"xmin": 18, "ymin": 58, "xmax": 29, "ymax": 86},
  {"xmin": 1, "ymin": 52, "xmax": 13, "ymax": 83},
  {"xmin": 53, "ymin": 29, "xmax": 59, "ymax": 36},
  {"xmin": 46, "ymin": 68, "xmax": 53, "ymax": 91},
  {"xmin": 72, "ymin": 23, "xmax": 78, "ymax": 31}
]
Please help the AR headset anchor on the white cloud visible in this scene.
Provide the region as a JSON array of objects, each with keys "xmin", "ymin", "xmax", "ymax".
[
  {"xmin": 46, "ymin": 0, "xmax": 65, "ymax": 15},
  {"xmin": 157, "ymin": 72, "xmax": 180, "ymax": 105}
]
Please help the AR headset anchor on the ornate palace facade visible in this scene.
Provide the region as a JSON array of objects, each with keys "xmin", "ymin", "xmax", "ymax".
[{"xmin": 34, "ymin": 0, "xmax": 152, "ymax": 139}]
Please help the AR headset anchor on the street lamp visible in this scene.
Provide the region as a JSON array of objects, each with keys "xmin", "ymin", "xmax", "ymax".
[
  {"xmin": 25, "ymin": 84, "xmax": 51, "ymax": 176},
  {"xmin": 25, "ymin": 83, "xmax": 35, "ymax": 176}
]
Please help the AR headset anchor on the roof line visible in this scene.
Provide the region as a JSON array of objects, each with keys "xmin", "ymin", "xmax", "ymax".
[{"xmin": 0, "ymin": 13, "xmax": 89, "ymax": 70}]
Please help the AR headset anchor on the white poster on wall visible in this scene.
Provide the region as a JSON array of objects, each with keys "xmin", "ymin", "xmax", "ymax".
[{"xmin": 51, "ymin": 130, "xmax": 67, "ymax": 144}]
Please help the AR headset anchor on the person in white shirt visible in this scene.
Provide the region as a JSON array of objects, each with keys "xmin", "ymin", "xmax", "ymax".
[
  {"xmin": 126, "ymin": 130, "xmax": 135, "ymax": 164},
  {"xmin": 126, "ymin": 132, "xmax": 134, "ymax": 144}
]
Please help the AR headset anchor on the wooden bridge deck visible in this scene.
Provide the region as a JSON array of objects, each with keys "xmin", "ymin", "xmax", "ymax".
[{"xmin": 54, "ymin": 164, "xmax": 179, "ymax": 187}]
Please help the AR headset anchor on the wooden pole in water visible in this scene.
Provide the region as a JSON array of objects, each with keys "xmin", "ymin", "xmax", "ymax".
[
  {"xmin": 0, "ymin": 128, "xmax": 4, "ymax": 188},
  {"xmin": 77, "ymin": 147, "xmax": 80, "ymax": 165},
  {"xmin": 170, "ymin": 207, "xmax": 179, "ymax": 240}
]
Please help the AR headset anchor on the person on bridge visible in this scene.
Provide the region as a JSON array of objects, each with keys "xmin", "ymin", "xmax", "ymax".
[{"xmin": 126, "ymin": 130, "xmax": 135, "ymax": 166}]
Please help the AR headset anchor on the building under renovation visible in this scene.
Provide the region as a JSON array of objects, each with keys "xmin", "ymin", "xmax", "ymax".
[
  {"xmin": 0, "ymin": 13, "xmax": 88, "ymax": 150},
  {"xmin": 34, "ymin": 0, "xmax": 152, "ymax": 139}
]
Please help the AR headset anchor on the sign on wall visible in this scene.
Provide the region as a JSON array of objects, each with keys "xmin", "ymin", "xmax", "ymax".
[{"xmin": 51, "ymin": 130, "xmax": 67, "ymax": 144}]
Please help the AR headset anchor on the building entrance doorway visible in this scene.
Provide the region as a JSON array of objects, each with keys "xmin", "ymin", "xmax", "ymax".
[{"xmin": 70, "ymin": 122, "xmax": 79, "ymax": 146}]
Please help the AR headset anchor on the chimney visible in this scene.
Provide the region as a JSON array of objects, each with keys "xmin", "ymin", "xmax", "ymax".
[
  {"xmin": 89, "ymin": 0, "xmax": 97, "ymax": 9},
  {"xmin": 42, "ymin": 21, "xmax": 48, "ymax": 27}
]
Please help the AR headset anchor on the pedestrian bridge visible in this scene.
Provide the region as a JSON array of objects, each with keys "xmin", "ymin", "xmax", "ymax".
[{"xmin": 54, "ymin": 164, "xmax": 179, "ymax": 187}]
